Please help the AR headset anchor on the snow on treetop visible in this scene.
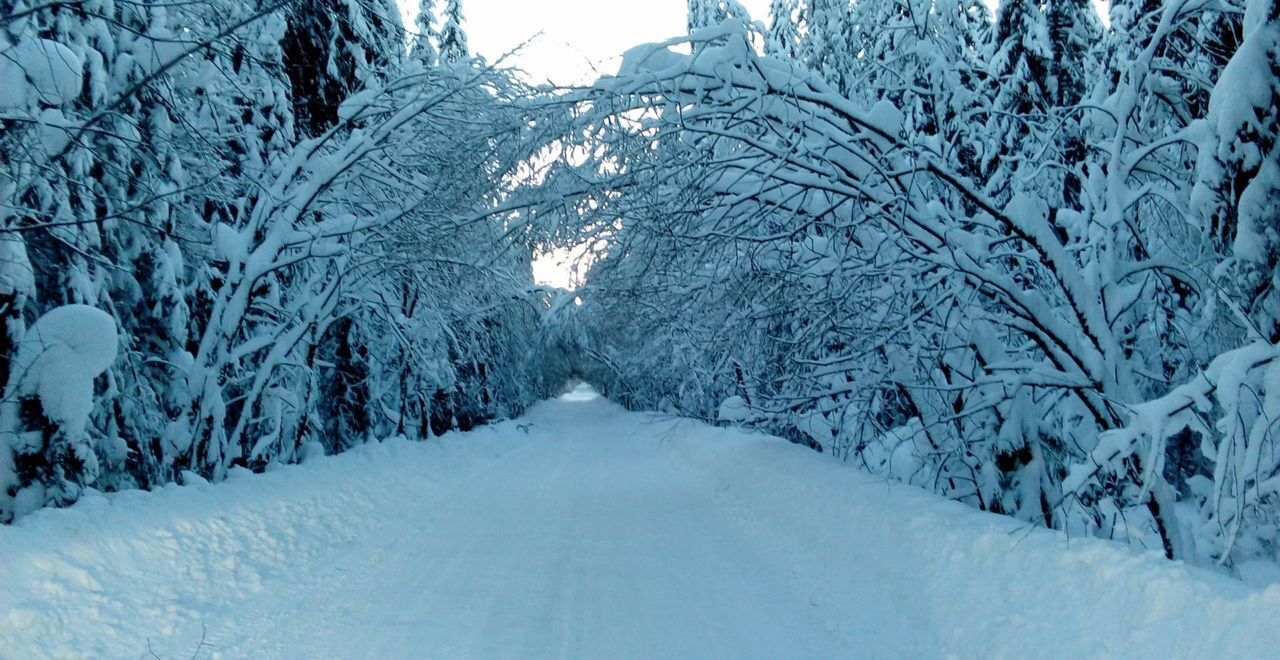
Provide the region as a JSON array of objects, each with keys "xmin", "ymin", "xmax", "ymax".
[
  {"xmin": 0, "ymin": 36, "xmax": 84, "ymax": 110},
  {"xmin": 618, "ymin": 43, "xmax": 689, "ymax": 78},
  {"xmin": 11, "ymin": 305, "xmax": 119, "ymax": 435}
]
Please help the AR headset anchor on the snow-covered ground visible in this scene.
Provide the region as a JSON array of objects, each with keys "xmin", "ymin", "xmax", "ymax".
[{"xmin": 2, "ymin": 385, "xmax": 1278, "ymax": 659}]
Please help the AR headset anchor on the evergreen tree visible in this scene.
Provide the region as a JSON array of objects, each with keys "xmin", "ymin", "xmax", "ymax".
[
  {"xmin": 688, "ymin": 0, "xmax": 727, "ymax": 33},
  {"xmin": 930, "ymin": 0, "xmax": 994, "ymax": 178},
  {"xmin": 1044, "ymin": 0, "xmax": 1100, "ymax": 208},
  {"xmin": 412, "ymin": 0, "xmax": 441, "ymax": 67},
  {"xmin": 845, "ymin": 0, "xmax": 929, "ymax": 113},
  {"xmin": 1197, "ymin": 0, "xmax": 1280, "ymax": 339},
  {"xmin": 439, "ymin": 0, "xmax": 469, "ymax": 63},
  {"xmin": 1045, "ymin": 0, "xmax": 1098, "ymax": 108},
  {"xmin": 801, "ymin": 0, "xmax": 854, "ymax": 93},
  {"xmin": 980, "ymin": 0, "xmax": 1052, "ymax": 198},
  {"xmin": 283, "ymin": 0, "xmax": 404, "ymax": 137},
  {"xmin": 765, "ymin": 0, "xmax": 801, "ymax": 60}
]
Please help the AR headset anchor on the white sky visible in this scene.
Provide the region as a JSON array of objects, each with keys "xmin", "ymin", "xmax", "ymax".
[
  {"xmin": 402, "ymin": 1, "xmax": 773, "ymax": 86},
  {"xmin": 399, "ymin": 1, "xmax": 771, "ymax": 288},
  {"xmin": 399, "ymin": 0, "xmax": 1102, "ymax": 289}
]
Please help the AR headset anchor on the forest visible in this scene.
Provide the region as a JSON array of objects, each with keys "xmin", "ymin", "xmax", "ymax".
[{"xmin": 2, "ymin": 0, "xmax": 1279, "ymax": 579}]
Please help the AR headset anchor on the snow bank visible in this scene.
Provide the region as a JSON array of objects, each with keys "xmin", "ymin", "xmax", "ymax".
[
  {"xmin": 0, "ymin": 427, "xmax": 533, "ymax": 659},
  {"xmin": 664, "ymin": 418, "xmax": 1280, "ymax": 659}
]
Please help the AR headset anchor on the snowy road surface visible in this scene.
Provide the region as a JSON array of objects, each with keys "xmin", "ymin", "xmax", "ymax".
[{"xmin": 2, "ymin": 386, "xmax": 1278, "ymax": 659}]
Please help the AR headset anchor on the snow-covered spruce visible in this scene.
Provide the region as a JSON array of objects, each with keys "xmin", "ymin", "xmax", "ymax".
[{"xmin": 0, "ymin": 305, "xmax": 117, "ymax": 517}]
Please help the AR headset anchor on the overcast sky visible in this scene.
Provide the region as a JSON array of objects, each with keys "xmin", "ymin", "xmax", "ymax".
[
  {"xmin": 401, "ymin": 0, "xmax": 772, "ymax": 85},
  {"xmin": 395, "ymin": 1, "xmax": 770, "ymax": 287},
  {"xmin": 397, "ymin": 1, "xmax": 1088, "ymax": 288}
]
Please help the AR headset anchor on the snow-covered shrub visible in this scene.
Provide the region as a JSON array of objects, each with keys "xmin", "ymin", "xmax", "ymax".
[
  {"xmin": 0, "ymin": 305, "xmax": 117, "ymax": 517},
  {"xmin": 1064, "ymin": 341, "xmax": 1280, "ymax": 565}
]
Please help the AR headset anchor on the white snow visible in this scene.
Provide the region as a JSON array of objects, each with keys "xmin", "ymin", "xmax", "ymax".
[
  {"xmin": 211, "ymin": 222, "xmax": 248, "ymax": 271},
  {"xmin": 337, "ymin": 88, "xmax": 386, "ymax": 123},
  {"xmin": 617, "ymin": 42, "xmax": 688, "ymax": 78},
  {"xmin": 0, "ymin": 36, "xmax": 84, "ymax": 110},
  {"xmin": 9, "ymin": 305, "xmax": 118, "ymax": 435},
  {"xmin": 717, "ymin": 394, "xmax": 750, "ymax": 422},
  {"xmin": 864, "ymin": 98, "xmax": 904, "ymax": 146},
  {"xmin": 0, "ymin": 235, "xmax": 35, "ymax": 298},
  {"xmin": 35, "ymin": 108, "xmax": 74, "ymax": 155},
  {"xmin": 1, "ymin": 385, "xmax": 1277, "ymax": 659}
]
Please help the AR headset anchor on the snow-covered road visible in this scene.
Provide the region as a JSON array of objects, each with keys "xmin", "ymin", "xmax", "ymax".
[{"xmin": 2, "ymin": 386, "xmax": 1278, "ymax": 659}]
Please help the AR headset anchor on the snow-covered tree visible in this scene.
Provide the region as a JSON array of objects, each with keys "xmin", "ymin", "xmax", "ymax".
[
  {"xmin": 283, "ymin": 0, "xmax": 403, "ymax": 137},
  {"xmin": 765, "ymin": 0, "xmax": 801, "ymax": 59},
  {"xmin": 0, "ymin": 0, "xmax": 566, "ymax": 521},
  {"xmin": 439, "ymin": 0, "xmax": 469, "ymax": 63},
  {"xmin": 5, "ymin": 0, "xmax": 1280, "ymax": 581},
  {"xmin": 801, "ymin": 0, "xmax": 854, "ymax": 93},
  {"xmin": 689, "ymin": 0, "xmax": 727, "ymax": 33},
  {"xmin": 412, "ymin": 0, "xmax": 441, "ymax": 66}
]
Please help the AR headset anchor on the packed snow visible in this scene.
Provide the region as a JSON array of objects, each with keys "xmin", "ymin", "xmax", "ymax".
[{"xmin": 2, "ymin": 385, "xmax": 1276, "ymax": 659}]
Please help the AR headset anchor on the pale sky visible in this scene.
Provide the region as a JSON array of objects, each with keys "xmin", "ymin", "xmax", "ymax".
[
  {"xmin": 402, "ymin": 0, "xmax": 772, "ymax": 86},
  {"xmin": 399, "ymin": 1, "xmax": 771, "ymax": 288},
  {"xmin": 399, "ymin": 1, "xmax": 1101, "ymax": 289}
]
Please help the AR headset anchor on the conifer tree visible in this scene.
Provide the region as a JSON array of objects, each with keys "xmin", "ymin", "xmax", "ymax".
[
  {"xmin": 412, "ymin": 0, "xmax": 441, "ymax": 66},
  {"xmin": 765, "ymin": 0, "xmax": 801, "ymax": 60},
  {"xmin": 801, "ymin": 0, "xmax": 854, "ymax": 93},
  {"xmin": 688, "ymin": 0, "xmax": 727, "ymax": 33},
  {"xmin": 440, "ymin": 0, "xmax": 469, "ymax": 63},
  {"xmin": 283, "ymin": 0, "xmax": 404, "ymax": 137},
  {"xmin": 1197, "ymin": 0, "xmax": 1280, "ymax": 339}
]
